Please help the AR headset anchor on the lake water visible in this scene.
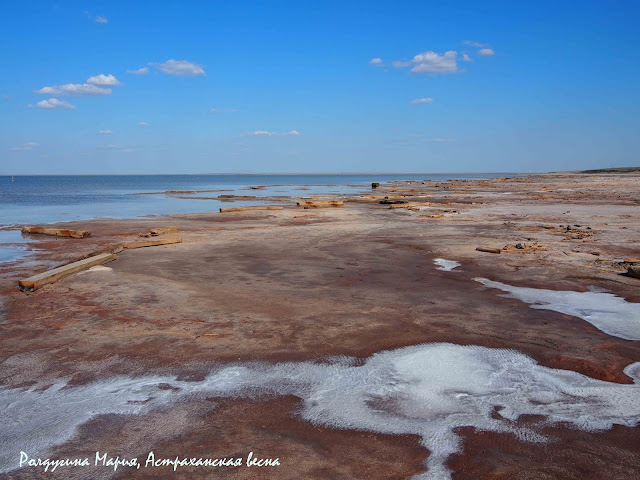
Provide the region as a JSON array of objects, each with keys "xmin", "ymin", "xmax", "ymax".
[{"xmin": 0, "ymin": 174, "xmax": 509, "ymax": 264}]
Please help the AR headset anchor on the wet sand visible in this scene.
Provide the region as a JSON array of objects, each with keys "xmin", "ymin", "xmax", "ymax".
[{"xmin": 1, "ymin": 172, "xmax": 639, "ymax": 479}]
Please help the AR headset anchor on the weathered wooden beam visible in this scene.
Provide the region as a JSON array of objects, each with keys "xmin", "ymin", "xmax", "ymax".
[
  {"xmin": 296, "ymin": 201, "xmax": 344, "ymax": 209},
  {"xmin": 21, "ymin": 226, "xmax": 91, "ymax": 239},
  {"xmin": 18, "ymin": 253, "xmax": 116, "ymax": 291},
  {"xmin": 476, "ymin": 247, "xmax": 502, "ymax": 254},
  {"xmin": 122, "ymin": 237, "xmax": 182, "ymax": 249},
  {"xmin": 219, "ymin": 206, "xmax": 283, "ymax": 213}
]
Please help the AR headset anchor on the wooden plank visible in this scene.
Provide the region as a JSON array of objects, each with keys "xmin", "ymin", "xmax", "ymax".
[
  {"xmin": 219, "ymin": 206, "xmax": 283, "ymax": 213},
  {"xmin": 297, "ymin": 201, "xmax": 344, "ymax": 209},
  {"xmin": 122, "ymin": 237, "xmax": 182, "ymax": 249},
  {"xmin": 139, "ymin": 226, "xmax": 179, "ymax": 237},
  {"xmin": 476, "ymin": 247, "xmax": 502, "ymax": 254},
  {"xmin": 21, "ymin": 226, "xmax": 91, "ymax": 239},
  {"xmin": 18, "ymin": 253, "xmax": 116, "ymax": 291}
]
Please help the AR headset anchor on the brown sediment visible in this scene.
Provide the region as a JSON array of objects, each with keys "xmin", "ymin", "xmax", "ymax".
[
  {"xmin": 448, "ymin": 423, "xmax": 640, "ymax": 479},
  {"xmin": 1, "ymin": 172, "xmax": 640, "ymax": 478}
]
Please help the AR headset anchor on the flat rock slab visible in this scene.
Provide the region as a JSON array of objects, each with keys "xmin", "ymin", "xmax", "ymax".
[{"xmin": 18, "ymin": 253, "xmax": 116, "ymax": 291}]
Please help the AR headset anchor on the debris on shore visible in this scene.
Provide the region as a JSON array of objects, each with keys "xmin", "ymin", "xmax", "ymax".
[
  {"xmin": 297, "ymin": 201, "xmax": 344, "ymax": 209},
  {"xmin": 139, "ymin": 226, "xmax": 179, "ymax": 237},
  {"xmin": 18, "ymin": 253, "xmax": 116, "ymax": 291},
  {"xmin": 21, "ymin": 226, "xmax": 91, "ymax": 239}
]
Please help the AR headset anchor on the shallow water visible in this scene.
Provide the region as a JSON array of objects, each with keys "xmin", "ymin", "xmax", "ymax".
[
  {"xmin": 476, "ymin": 278, "xmax": 640, "ymax": 340},
  {"xmin": 2, "ymin": 344, "xmax": 640, "ymax": 479},
  {"xmin": 0, "ymin": 174, "xmax": 508, "ymax": 226},
  {"xmin": 0, "ymin": 230, "xmax": 38, "ymax": 264}
]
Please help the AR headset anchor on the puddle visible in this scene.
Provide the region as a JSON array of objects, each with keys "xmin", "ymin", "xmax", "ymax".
[
  {"xmin": 433, "ymin": 259, "xmax": 461, "ymax": 272},
  {"xmin": 2, "ymin": 344, "xmax": 640, "ymax": 478},
  {"xmin": 0, "ymin": 230, "xmax": 39, "ymax": 265},
  {"xmin": 475, "ymin": 278, "xmax": 640, "ymax": 340}
]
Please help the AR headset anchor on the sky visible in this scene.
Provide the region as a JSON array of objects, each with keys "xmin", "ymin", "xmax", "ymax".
[{"xmin": 1, "ymin": 0, "xmax": 639, "ymax": 174}]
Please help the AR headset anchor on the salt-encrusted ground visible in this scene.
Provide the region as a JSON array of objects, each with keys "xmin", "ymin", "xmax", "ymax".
[{"xmin": 1, "ymin": 172, "xmax": 639, "ymax": 479}]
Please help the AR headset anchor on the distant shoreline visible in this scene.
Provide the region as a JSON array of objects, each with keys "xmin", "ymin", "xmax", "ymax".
[
  {"xmin": 2, "ymin": 172, "xmax": 526, "ymax": 177},
  {"xmin": 577, "ymin": 167, "xmax": 640, "ymax": 174}
]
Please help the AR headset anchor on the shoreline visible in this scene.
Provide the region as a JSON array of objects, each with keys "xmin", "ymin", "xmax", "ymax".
[{"xmin": 1, "ymin": 172, "xmax": 639, "ymax": 479}]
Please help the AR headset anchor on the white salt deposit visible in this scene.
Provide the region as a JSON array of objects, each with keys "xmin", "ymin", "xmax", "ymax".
[
  {"xmin": 475, "ymin": 278, "xmax": 640, "ymax": 340},
  {"xmin": 433, "ymin": 259, "xmax": 461, "ymax": 272},
  {"xmin": 2, "ymin": 344, "xmax": 640, "ymax": 479},
  {"xmin": 77, "ymin": 265, "xmax": 113, "ymax": 275}
]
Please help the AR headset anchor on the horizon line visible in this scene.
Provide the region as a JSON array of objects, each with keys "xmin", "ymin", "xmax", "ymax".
[{"xmin": 1, "ymin": 171, "xmax": 532, "ymax": 177}]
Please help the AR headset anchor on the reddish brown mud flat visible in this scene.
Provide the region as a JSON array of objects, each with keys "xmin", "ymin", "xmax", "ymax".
[{"xmin": 1, "ymin": 173, "xmax": 639, "ymax": 479}]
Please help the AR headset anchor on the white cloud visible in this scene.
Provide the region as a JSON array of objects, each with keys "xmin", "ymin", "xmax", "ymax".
[
  {"xmin": 392, "ymin": 60, "xmax": 411, "ymax": 68},
  {"xmin": 210, "ymin": 108, "xmax": 223, "ymax": 114},
  {"xmin": 35, "ymin": 83, "xmax": 112, "ymax": 96},
  {"xmin": 127, "ymin": 67, "xmax": 149, "ymax": 75},
  {"xmin": 464, "ymin": 41, "xmax": 487, "ymax": 48},
  {"xmin": 478, "ymin": 48, "xmax": 495, "ymax": 56},
  {"xmin": 87, "ymin": 74, "xmax": 121, "ymax": 86},
  {"xmin": 428, "ymin": 138, "xmax": 454, "ymax": 142},
  {"xmin": 409, "ymin": 98, "xmax": 434, "ymax": 104},
  {"xmin": 95, "ymin": 16, "xmax": 108, "ymax": 24},
  {"xmin": 98, "ymin": 130, "xmax": 113, "ymax": 135},
  {"xmin": 138, "ymin": 122, "xmax": 148, "ymax": 126},
  {"xmin": 10, "ymin": 142, "xmax": 38, "ymax": 151},
  {"xmin": 247, "ymin": 130, "xmax": 300, "ymax": 137},
  {"xmin": 411, "ymin": 51, "xmax": 458, "ymax": 74},
  {"xmin": 369, "ymin": 57, "xmax": 383, "ymax": 65},
  {"xmin": 34, "ymin": 98, "xmax": 76, "ymax": 109},
  {"xmin": 248, "ymin": 130, "xmax": 275, "ymax": 136},
  {"xmin": 462, "ymin": 53, "xmax": 472, "ymax": 62},
  {"xmin": 152, "ymin": 59, "xmax": 205, "ymax": 76}
]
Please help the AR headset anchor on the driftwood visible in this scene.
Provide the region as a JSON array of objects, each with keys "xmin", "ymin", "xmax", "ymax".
[
  {"xmin": 297, "ymin": 201, "xmax": 344, "ymax": 209},
  {"xmin": 139, "ymin": 226, "xmax": 178, "ymax": 237},
  {"xmin": 389, "ymin": 202, "xmax": 434, "ymax": 209},
  {"xmin": 122, "ymin": 238, "xmax": 182, "ymax": 249},
  {"xmin": 21, "ymin": 226, "xmax": 90, "ymax": 239},
  {"xmin": 219, "ymin": 206, "xmax": 283, "ymax": 213},
  {"xmin": 18, "ymin": 253, "xmax": 116, "ymax": 291},
  {"xmin": 476, "ymin": 247, "xmax": 502, "ymax": 254}
]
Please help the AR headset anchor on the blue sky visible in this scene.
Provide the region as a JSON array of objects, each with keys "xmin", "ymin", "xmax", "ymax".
[{"xmin": 1, "ymin": 0, "xmax": 639, "ymax": 174}]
